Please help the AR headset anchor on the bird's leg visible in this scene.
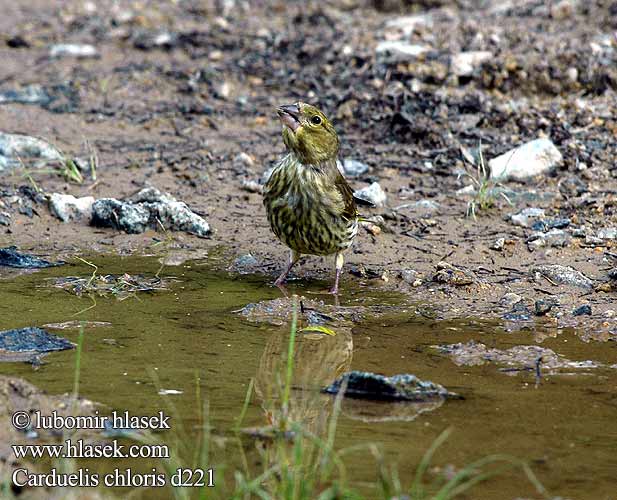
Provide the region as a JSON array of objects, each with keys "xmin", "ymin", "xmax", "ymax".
[
  {"xmin": 274, "ymin": 250, "xmax": 301, "ymax": 288},
  {"xmin": 330, "ymin": 252, "xmax": 345, "ymax": 295}
]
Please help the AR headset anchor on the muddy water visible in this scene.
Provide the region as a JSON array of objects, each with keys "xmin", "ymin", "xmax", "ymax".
[{"xmin": 0, "ymin": 256, "xmax": 616, "ymax": 499}]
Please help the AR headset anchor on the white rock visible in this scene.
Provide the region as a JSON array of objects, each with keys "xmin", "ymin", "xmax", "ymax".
[
  {"xmin": 451, "ymin": 51, "xmax": 492, "ymax": 76},
  {"xmin": 0, "ymin": 132, "xmax": 63, "ymax": 171},
  {"xmin": 49, "ymin": 193, "xmax": 95, "ymax": 222},
  {"xmin": 354, "ymin": 182, "xmax": 386, "ymax": 207},
  {"xmin": 338, "ymin": 158, "xmax": 368, "ymax": 177},
  {"xmin": 375, "ymin": 41, "xmax": 430, "ymax": 62},
  {"xmin": 489, "ymin": 138, "xmax": 563, "ymax": 181},
  {"xmin": 510, "ymin": 208, "xmax": 545, "ymax": 228},
  {"xmin": 598, "ymin": 228, "xmax": 617, "ymax": 240},
  {"xmin": 384, "ymin": 15, "xmax": 431, "ymax": 39},
  {"xmin": 49, "ymin": 44, "xmax": 98, "ymax": 58}
]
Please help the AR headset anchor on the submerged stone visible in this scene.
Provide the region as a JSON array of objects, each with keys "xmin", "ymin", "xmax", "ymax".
[
  {"xmin": 0, "ymin": 246, "xmax": 62, "ymax": 268},
  {"xmin": 322, "ymin": 370, "xmax": 458, "ymax": 402},
  {"xmin": 0, "ymin": 327, "xmax": 73, "ymax": 355}
]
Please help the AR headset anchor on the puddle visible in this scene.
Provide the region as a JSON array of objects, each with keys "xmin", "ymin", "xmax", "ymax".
[{"xmin": 0, "ymin": 255, "xmax": 616, "ymax": 498}]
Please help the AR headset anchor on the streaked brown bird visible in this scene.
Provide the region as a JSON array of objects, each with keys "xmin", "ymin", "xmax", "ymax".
[{"xmin": 263, "ymin": 102, "xmax": 358, "ymax": 294}]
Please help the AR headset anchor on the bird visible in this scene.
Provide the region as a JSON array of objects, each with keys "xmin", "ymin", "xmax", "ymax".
[{"xmin": 263, "ymin": 102, "xmax": 358, "ymax": 294}]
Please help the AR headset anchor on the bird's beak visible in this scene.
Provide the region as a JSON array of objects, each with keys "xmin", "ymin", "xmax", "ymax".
[{"xmin": 277, "ymin": 104, "xmax": 301, "ymax": 132}]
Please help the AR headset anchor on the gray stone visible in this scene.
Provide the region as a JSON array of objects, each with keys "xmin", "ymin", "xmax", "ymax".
[
  {"xmin": 510, "ymin": 207, "xmax": 545, "ymax": 227},
  {"xmin": 597, "ymin": 228, "xmax": 617, "ymax": 240},
  {"xmin": 353, "ymin": 182, "xmax": 386, "ymax": 207},
  {"xmin": 0, "ymin": 132, "xmax": 63, "ymax": 171},
  {"xmin": 451, "ymin": 51, "xmax": 492, "ymax": 76},
  {"xmin": 91, "ymin": 199, "xmax": 150, "ymax": 234},
  {"xmin": 49, "ymin": 193, "xmax": 95, "ymax": 222},
  {"xmin": 339, "ymin": 158, "xmax": 369, "ymax": 177},
  {"xmin": 573, "ymin": 304, "xmax": 592, "ymax": 316},
  {"xmin": 500, "ymin": 292, "xmax": 522, "ymax": 307},
  {"xmin": 383, "ymin": 14, "xmax": 432, "ymax": 39},
  {"xmin": 230, "ymin": 254, "xmax": 259, "ymax": 274},
  {"xmin": 531, "ymin": 264, "xmax": 593, "ymax": 289},
  {"xmin": 535, "ymin": 300, "xmax": 555, "ymax": 316},
  {"xmin": 527, "ymin": 229, "xmax": 571, "ymax": 250},
  {"xmin": 241, "ymin": 179, "xmax": 262, "ymax": 193},
  {"xmin": 0, "ymin": 327, "xmax": 73, "ymax": 355},
  {"xmin": 0, "ymin": 246, "xmax": 62, "ymax": 269},
  {"xmin": 322, "ymin": 370, "xmax": 458, "ymax": 402},
  {"xmin": 91, "ymin": 188, "xmax": 211, "ymax": 237},
  {"xmin": 489, "ymin": 138, "xmax": 563, "ymax": 181},
  {"xmin": 491, "ymin": 238, "xmax": 505, "ymax": 251},
  {"xmin": 375, "ymin": 41, "xmax": 430, "ymax": 62}
]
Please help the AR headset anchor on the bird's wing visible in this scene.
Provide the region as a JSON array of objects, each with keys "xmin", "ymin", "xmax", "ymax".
[{"xmin": 333, "ymin": 170, "xmax": 358, "ymax": 220}]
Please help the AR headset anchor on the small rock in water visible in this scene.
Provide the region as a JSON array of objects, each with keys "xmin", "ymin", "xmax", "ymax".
[
  {"xmin": 451, "ymin": 51, "xmax": 492, "ymax": 76},
  {"xmin": 92, "ymin": 188, "xmax": 211, "ymax": 237},
  {"xmin": 0, "ymin": 327, "xmax": 73, "ymax": 356},
  {"xmin": 573, "ymin": 304, "xmax": 592, "ymax": 316},
  {"xmin": 49, "ymin": 193, "xmax": 95, "ymax": 222},
  {"xmin": 49, "ymin": 44, "xmax": 98, "ymax": 58},
  {"xmin": 322, "ymin": 370, "xmax": 458, "ymax": 402},
  {"xmin": 531, "ymin": 264, "xmax": 593, "ymax": 289},
  {"xmin": 489, "ymin": 138, "xmax": 563, "ymax": 181},
  {"xmin": 0, "ymin": 132, "xmax": 63, "ymax": 171},
  {"xmin": 383, "ymin": 14, "xmax": 431, "ymax": 39},
  {"xmin": 230, "ymin": 254, "xmax": 259, "ymax": 274},
  {"xmin": 0, "ymin": 246, "xmax": 62, "ymax": 268},
  {"xmin": 375, "ymin": 41, "xmax": 430, "ymax": 62},
  {"xmin": 353, "ymin": 182, "xmax": 386, "ymax": 207},
  {"xmin": 339, "ymin": 158, "xmax": 369, "ymax": 177},
  {"xmin": 509, "ymin": 208, "xmax": 545, "ymax": 228},
  {"xmin": 91, "ymin": 199, "xmax": 150, "ymax": 234}
]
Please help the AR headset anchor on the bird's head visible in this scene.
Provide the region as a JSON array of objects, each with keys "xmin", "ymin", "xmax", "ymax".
[{"xmin": 277, "ymin": 102, "xmax": 340, "ymax": 165}]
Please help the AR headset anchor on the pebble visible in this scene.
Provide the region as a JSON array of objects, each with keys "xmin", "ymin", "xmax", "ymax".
[
  {"xmin": 534, "ymin": 300, "xmax": 555, "ymax": 316},
  {"xmin": 491, "ymin": 238, "xmax": 505, "ymax": 251},
  {"xmin": 49, "ymin": 44, "xmax": 98, "ymax": 58},
  {"xmin": 572, "ymin": 304, "xmax": 592, "ymax": 316},
  {"xmin": 510, "ymin": 208, "xmax": 545, "ymax": 228},
  {"xmin": 0, "ymin": 132, "xmax": 63, "ymax": 171},
  {"xmin": 489, "ymin": 138, "xmax": 563, "ymax": 181},
  {"xmin": 500, "ymin": 292, "xmax": 522, "ymax": 307},
  {"xmin": 527, "ymin": 229, "xmax": 571, "ymax": 250},
  {"xmin": 339, "ymin": 158, "xmax": 369, "ymax": 177},
  {"xmin": 49, "ymin": 193, "xmax": 95, "ymax": 222},
  {"xmin": 354, "ymin": 182, "xmax": 386, "ymax": 207},
  {"xmin": 451, "ymin": 51, "xmax": 492, "ymax": 76},
  {"xmin": 531, "ymin": 264, "xmax": 593, "ymax": 289},
  {"xmin": 375, "ymin": 41, "xmax": 430, "ymax": 62}
]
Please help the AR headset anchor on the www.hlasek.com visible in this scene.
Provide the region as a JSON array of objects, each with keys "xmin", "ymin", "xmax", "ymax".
[{"xmin": 11, "ymin": 410, "xmax": 214, "ymax": 489}]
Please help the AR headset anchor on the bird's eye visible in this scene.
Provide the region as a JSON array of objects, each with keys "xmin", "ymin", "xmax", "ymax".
[{"xmin": 310, "ymin": 115, "xmax": 322, "ymax": 125}]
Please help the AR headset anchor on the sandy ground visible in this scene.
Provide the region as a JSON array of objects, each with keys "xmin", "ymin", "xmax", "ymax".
[{"xmin": 1, "ymin": 0, "xmax": 617, "ymax": 338}]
